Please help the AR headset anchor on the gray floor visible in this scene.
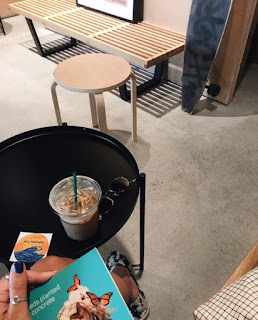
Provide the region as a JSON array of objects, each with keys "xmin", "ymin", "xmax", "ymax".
[{"xmin": 1, "ymin": 15, "xmax": 258, "ymax": 320}]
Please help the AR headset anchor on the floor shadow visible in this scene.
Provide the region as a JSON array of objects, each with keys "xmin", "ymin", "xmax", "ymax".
[
  {"xmin": 191, "ymin": 62, "xmax": 258, "ymax": 117},
  {"xmin": 20, "ymin": 33, "xmax": 258, "ymax": 119},
  {"xmin": 112, "ymin": 79, "xmax": 181, "ymax": 118},
  {"xmin": 192, "ymin": 93, "xmax": 258, "ymax": 117},
  {"xmin": 108, "ymin": 130, "xmax": 151, "ymax": 170},
  {"xmin": 0, "ymin": 20, "xmax": 13, "ymax": 35},
  {"xmin": 98, "ymin": 236, "xmax": 143, "ymax": 280},
  {"xmin": 0, "ymin": 263, "xmax": 8, "ymax": 277},
  {"xmin": 193, "ymin": 98, "xmax": 219, "ymax": 114},
  {"xmin": 108, "ymin": 129, "xmax": 131, "ymax": 145},
  {"xmin": 234, "ymin": 61, "xmax": 252, "ymax": 93}
]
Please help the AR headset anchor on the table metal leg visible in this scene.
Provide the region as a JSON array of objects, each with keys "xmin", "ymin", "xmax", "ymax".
[
  {"xmin": 26, "ymin": 18, "xmax": 77, "ymax": 57},
  {"xmin": 51, "ymin": 81, "xmax": 63, "ymax": 125},
  {"xmin": 132, "ymin": 173, "xmax": 146, "ymax": 271},
  {"xmin": 139, "ymin": 173, "xmax": 146, "ymax": 271},
  {"xmin": 130, "ymin": 71, "xmax": 137, "ymax": 142}
]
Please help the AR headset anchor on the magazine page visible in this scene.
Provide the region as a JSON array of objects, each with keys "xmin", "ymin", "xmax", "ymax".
[{"xmin": 29, "ymin": 248, "xmax": 133, "ymax": 320}]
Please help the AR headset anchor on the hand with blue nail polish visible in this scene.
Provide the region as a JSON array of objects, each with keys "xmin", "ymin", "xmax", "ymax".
[{"xmin": 0, "ymin": 262, "xmax": 56, "ymax": 320}]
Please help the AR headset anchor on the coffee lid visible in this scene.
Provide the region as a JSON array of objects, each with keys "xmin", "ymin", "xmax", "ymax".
[{"xmin": 49, "ymin": 176, "xmax": 102, "ymax": 217}]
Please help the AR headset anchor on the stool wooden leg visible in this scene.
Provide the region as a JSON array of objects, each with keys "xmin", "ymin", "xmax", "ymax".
[
  {"xmin": 130, "ymin": 71, "xmax": 137, "ymax": 142},
  {"xmin": 95, "ymin": 93, "xmax": 108, "ymax": 134},
  {"xmin": 88, "ymin": 93, "xmax": 99, "ymax": 128},
  {"xmin": 51, "ymin": 80, "xmax": 62, "ymax": 126}
]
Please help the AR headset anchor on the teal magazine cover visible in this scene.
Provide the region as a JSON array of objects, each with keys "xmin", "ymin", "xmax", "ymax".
[{"xmin": 29, "ymin": 248, "xmax": 133, "ymax": 320}]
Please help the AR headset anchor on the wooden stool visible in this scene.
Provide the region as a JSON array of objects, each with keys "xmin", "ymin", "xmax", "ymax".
[{"xmin": 51, "ymin": 54, "xmax": 137, "ymax": 142}]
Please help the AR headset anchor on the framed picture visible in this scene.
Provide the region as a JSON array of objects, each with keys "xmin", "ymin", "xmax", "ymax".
[{"xmin": 77, "ymin": 0, "xmax": 143, "ymax": 23}]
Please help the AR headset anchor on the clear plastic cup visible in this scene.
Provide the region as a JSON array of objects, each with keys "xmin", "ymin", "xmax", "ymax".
[{"xmin": 49, "ymin": 175, "xmax": 102, "ymax": 241}]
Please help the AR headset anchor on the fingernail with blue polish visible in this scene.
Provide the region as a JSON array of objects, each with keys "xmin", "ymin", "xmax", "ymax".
[{"xmin": 14, "ymin": 261, "xmax": 24, "ymax": 274}]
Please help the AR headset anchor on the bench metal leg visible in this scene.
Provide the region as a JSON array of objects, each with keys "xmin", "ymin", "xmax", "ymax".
[
  {"xmin": 0, "ymin": 17, "xmax": 6, "ymax": 35},
  {"xmin": 26, "ymin": 18, "xmax": 77, "ymax": 57},
  {"xmin": 51, "ymin": 81, "xmax": 63, "ymax": 125},
  {"xmin": 119, "ymin": 61, "xmax": 165, "ymax": 101}
]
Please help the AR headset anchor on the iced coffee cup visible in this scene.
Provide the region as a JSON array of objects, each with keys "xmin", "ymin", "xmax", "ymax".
[{"xmin": 49, "ymin": 175, "xmax": 102, "ymax": 241}]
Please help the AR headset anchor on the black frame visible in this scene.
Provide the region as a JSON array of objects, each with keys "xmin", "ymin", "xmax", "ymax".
[{"xmin": 76, "ymin": 0, "xmax": 143, "ymax": 23}]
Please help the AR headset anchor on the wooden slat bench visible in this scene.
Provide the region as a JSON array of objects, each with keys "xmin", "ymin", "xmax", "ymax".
[{"xmin": 9, "ymin": 0, "xmax": 186, "ymax": 97}]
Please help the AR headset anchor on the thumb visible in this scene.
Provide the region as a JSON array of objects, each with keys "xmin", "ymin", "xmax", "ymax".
[{"xmin": 8, "ymin": 262, "xmax": 31, "ymax": 320}]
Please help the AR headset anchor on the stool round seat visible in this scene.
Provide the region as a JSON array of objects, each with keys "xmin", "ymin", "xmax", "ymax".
[
  {"xmin": 54, "ymin": 54, "xmax": 132, "ymax": 93},
  {"xmin": 51, "ymin": 53, "xmax": 137, "ymax": 141}
]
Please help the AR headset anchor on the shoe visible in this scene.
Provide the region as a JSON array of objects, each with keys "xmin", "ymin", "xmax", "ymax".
[{"xmin": 106, "ymin": 251, "xmax": 150, "ymax": 320}]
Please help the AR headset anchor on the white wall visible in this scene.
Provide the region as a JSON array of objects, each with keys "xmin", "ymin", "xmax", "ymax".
[
  {"xmin": 143, "ymin": 0, "xmax": 192, "ymax": 84},
  {"xmin": 143, "ymin": 0, "xmax": 192, "ymax": 34}
]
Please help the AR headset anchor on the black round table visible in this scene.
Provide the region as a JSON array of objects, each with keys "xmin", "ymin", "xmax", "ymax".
[{"xmin": 0, "ymin": 126, "xmax": 145, "ymax": 270}]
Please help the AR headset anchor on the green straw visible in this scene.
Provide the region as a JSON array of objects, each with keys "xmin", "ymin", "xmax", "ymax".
[{"xmin": 73, "ymin": 171, "xmax": 77, "ymax": 204}]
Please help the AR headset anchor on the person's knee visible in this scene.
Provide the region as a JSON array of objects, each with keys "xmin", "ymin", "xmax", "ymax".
[
  {"xmin": 111, "ymin": 272, "xmax": 130, "ymax": 304},
  {"xmin": 31, "ymin": 256, "xmax": 74, "ymax": 272}
]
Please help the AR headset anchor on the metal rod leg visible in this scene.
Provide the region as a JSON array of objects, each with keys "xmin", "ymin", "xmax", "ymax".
[
  {"xmin": 51, "ymin": 81, "xmax": 62, "ymax": 125},
  {"xmin": 0, "ymin": 17, "xmax": 6, "ymax": 35},
  {"xmin": 88, "ymin": 93, "xmax": 99, "ymax": 128},
  {"xmin": 130, "ymin": 71, "xmax": 137, "ymax": 142},
  {"xmin": 153, "ymin": 61, "xmax": 164, "ymax": 80},
  {"xmin": 25, "ymin": 18, "xmax": 77, "ymax": 57},
  {"xmin": 139, "ymin": 173, "xmax": 146, "ymax": 271},
  {"xmin": 119, "ymin": 61, "xmax": 165, "ymax": 101},
  {"xmin": 119, "ymin": 84, "xmax": 130, "ymax": 101},
  {"xmin": 95, "ymin": 93, "xmax": 108, "ymax": 134},
  {"xmin": 26, "ymin": 18, "xmax": 45, "ymax": 56}
]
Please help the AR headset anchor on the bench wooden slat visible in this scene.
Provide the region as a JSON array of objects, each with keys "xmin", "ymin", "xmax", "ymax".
[
  {"xmin": 9, "ymin": 0, "xmax": 185, "ymax": 68},
  {"xmin": 113, "ymin": 28, "xmax": 171, "ymax": 51},
  {"xmin": 96, "ymin": 32, "xmax": 161, "ymax": 55},
  {"xmin": 115, "ymin": 25, "xmax": 184, "ymax": 48},
  {"xmin": 24, "ymin": 3, "xmax": 57, "ymax": 16},
  {"xmin": 53, "ymin": 16, "xmax": 99, "ymax": 33},
  {"xmin": 97, "ymin": 25, "xmax": 185, "ymax": 56},
  {"xmin": 14, "ymin": 2, "xmax": 51, "ymax": 17},
  {"xmin": 50, "ymin": 10, "xmax": 123, "ymax": 31},
  {"xmin": 94, "ymin": 35, "xmax": 151, "ymax": 58},
  {"xmin": 49, "ymin": 15, "xmax": 97, "ymax": 36},
  {"xmin": 75, "ymin": 7, "xmax": 124, "ymax": 25},
  {"xmin": 147, "ymin": 46, "xmax": 185, "ymax": 67},
  {"xmin": 140, "ymin": 22, "xmax": 186, "ymax": 41},
  {"xmin": 49, "ymin": 14, "xmax": 129, "ymax": 41},
  {"xmin": 135, "ymin": 23, "xmax": 185, "ymax": 44},
  {"xmin": 14, "ymin": 0, "xmax": 74, "ymax": 17},
  {"xmin": 44, "ymin": 0, "xmax": 74, "ymax": 11}
]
